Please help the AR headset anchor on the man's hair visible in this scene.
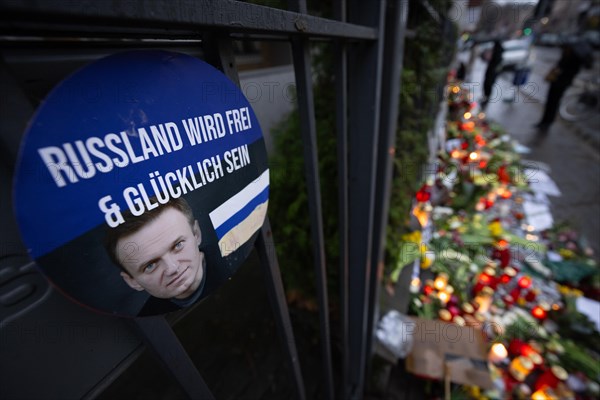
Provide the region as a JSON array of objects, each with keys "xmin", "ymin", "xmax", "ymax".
[{"xmin": 104, "ymin": 197, "xmax": 195, "ymax": 272}]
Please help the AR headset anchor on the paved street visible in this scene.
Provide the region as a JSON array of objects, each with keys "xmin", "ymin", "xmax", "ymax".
[{"xmin": 461, "ymin": 45, "xmax": 600, "ymax": 259}]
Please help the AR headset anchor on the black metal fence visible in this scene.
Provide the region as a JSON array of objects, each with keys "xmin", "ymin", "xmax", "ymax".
[{"xmin": 0, "ymin": 1, "xmax": 413, "ymax": 398}]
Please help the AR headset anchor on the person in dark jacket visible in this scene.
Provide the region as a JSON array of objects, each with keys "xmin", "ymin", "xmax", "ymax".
[
  {"xmin": 535, "ymin": 42, "xmax": 592, "ymax": 129},
  {"xmin": 482, "ymin": 40, "xmax": 504, "ymax": 107}
]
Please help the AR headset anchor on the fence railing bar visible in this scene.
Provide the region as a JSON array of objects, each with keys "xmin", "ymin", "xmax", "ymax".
[
  {"xmin": 256, "ymin": 219, "xmax": 307, "ymax": 400},
  {"xmin": 203, "ymin": 36, "xmax": 307, "ymax": 400},
  {"xmin": 0, "ymin": 0, "xmax": 377, "ymax": 40},
  {"xmin": 290, "ymin": 33, "xmax": 335, "ymax": 400},
  {"xmin": 365, "ymin": 0, "xmax": 409, "ymax": 378},
  {"xmin": 131, "ymin": 316, "xmax": 215, "ymax": 400},
  {"xmin": 334, "ymin": 1, "xmax": 349, "ymax": 398},
  {"xmin": 346, "ymin": 0, "xmax": 386, "ymax": 398}
]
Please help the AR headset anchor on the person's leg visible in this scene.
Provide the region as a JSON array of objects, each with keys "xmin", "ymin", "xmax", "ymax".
[
  {"xmin": 538, "ymin": 83, "xmax": 567, "ymax": 127},
  {"xmin": 483, "ymin": 71, "xmax": 494, "ymax": 99}
]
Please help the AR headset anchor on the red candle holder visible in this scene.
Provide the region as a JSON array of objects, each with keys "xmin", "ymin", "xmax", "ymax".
[
  {"xmin": 500, "ymin": 267, "xmax": 517, "ymax": 285},
  {"xmin": 534, "ymin": 366, "xmax": 568, "ymax": 391},
  {"xmin": 492, "ymin": 240, "xmax": 511, "ymax": 267},
  {"xmin": 423, "ymin": 285, "xmax": 434, "ymax": 296},
  {"xmin": 531, "ymin": 306, "xmax": 547, "ymax": 320},
  {"xmin": 448, "ymin": 305, "xmax": 461, "ymax": 317},
  {"xmin": 524, "ymin": 289, "xmax": 537, "ymax": 302},
  {"xmin": 508, "ymin": 338, "xmax": 527, "ymax": 357},
  {"xmin": 518, "ymin": 276, "xmax": 532, "ymax": 289},
  {"xmin": 510, "ymin": 287, "xmax": 522, "ymax": 302},
  {"xmin": 503, "ymin": 294, "xmax": 515, "ymax": 308}
]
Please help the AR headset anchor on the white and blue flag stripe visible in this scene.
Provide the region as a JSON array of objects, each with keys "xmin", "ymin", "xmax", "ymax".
[{"xmin": 209, "ymin": 169, "xmax": 269, "ymax": 256}]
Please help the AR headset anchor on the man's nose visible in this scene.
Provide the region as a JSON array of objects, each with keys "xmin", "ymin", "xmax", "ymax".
[{"xmin": 163, "ymin": 255, "xmax": 179, "ymax": 274}]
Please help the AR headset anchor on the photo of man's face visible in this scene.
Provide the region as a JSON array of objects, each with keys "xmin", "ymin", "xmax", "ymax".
[{"xmin": 116, "ymin": 207, "xmax": 205, "ymax": 300}]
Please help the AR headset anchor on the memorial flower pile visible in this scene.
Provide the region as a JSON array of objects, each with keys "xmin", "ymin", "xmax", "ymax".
[{"xmin": 393, "ymin": 81, "xmax": 600, "ymax": 399}]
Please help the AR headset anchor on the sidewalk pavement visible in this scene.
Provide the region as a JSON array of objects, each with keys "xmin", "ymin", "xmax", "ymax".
[
  {"xmin": 462, "ymin": 46, "xmax": 600, "ymax": 151},
  {"xmin": 472, "ymin": 49, "xmax": 600, "ymax": 261},
  {"xmin": 517, "ymin": 46, "xmax": 600, "ymax": 151}
]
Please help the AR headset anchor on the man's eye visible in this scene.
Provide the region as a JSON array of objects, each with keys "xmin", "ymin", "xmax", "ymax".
[
  {"xmin": 174, "ymin": 241, "xmax": 184, "ymax": 250},
  {"xmin": 144, "ymin": 263, "xmax": 157, "ymax": 273}
]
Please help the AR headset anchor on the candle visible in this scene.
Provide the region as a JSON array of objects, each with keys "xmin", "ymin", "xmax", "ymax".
[
  {"xmin": 510, "ymin": 287, "xmax": 523, "ymax": 302},
  {"xmin": 513, "ymin": 383, "xmax": 532, "ymax": 400},
  {"xmin": 461, "ymin": 303, "xmax": 474, "ymax": 315},
  {"xmin": 437, "ymin": 290, "xmax": 451, "ymax": 305},
  {"xmin": 534, "ymin": 365, "xmax": 568, "ymax": 391},
  {"xmin": 509, "ymin": 356, "xmax": 534, "ymax": 382},
  {"xmin": 439, "ymin": 309, "xmax": 452, "ymax": 322},
  {"xmin": 472, "ymin": 268, "xmax": 494, "ymax": 294},
  {"xmin": 409, "ymin": 277, "xmax": 421, "ymax": 293},
  {"xmin": 447, "ymin": 294, "xmax": 459, "ymax": 307},
  {"xmin": 518, "ymin": 276, "xmax": 532, "ymax": 289},
  {"xmin": 453, "ymin": 315, "xmax": 466, "ymax": 326},
  {"xmin": 494, "ymin": 240, "xmax": 511, "ymax": 267},
  {"xmin": 473, "ymin": 287, "xmax": 494, "ymax": 314},
  {"xmin": 528, "ymin": 341, "xmax": 544, "ymax": 355},
  {"xmin": 508, "ymin": 339, "xmax": 527, "ymax": 357},
  {"xmin": 531, "ymin": 305, "xmax": 547, "ymax": 320},
  {"xmin": 423, "ymin": 285, "xmax": 434, "ymax": 296},
  {"xmin": 488, "ymin": 343, "xmax": 508, "ymax": 364},
  {"xmin": 527, "ymin": 352, "xmax": 543, "ymax": 369},
  {"xmin": 531, "ymin": 387, "xmax": 558, "ymax": 400},
  {"xmin": 500, "ymin": 266, "xmax": 517, "ymax": 284},
  {"xmin": 503, "ymin": 294, "xmax": 515, "ymax": 308},
  {"xmin": 524, "ymin": 289, "xmax": 538, "ymax": 302},
  {"xmin": 448, "ymin": 305, "xmax": 461, "ymax": 317},
  {"xmin": 434, "ymin": 273, "xmax": 448, "ymax": 291}
]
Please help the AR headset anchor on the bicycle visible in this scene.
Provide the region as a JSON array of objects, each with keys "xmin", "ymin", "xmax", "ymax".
[{"xmin": 559, "ymin": 75, "xmax": 600, "ymax": 122}]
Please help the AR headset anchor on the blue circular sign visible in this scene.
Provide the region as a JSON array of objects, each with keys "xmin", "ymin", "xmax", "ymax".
[{"xmin": 14, "ymin": 50, "xmax": 269, "ymax": 317}]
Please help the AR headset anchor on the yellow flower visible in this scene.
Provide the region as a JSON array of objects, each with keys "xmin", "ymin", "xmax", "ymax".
[
  {"xmin": 420, "ymin": 243, "xmax": 435, "ymax": 269},
  {"xmin": 572, "ymin": 289, "xmax": 583, "ymax": 297},
  {"xmin": 467, "ymin": 385, "xmax": 480, "ymax": 397},
  {"xmin": 402, "ymin": 230, "xmax": 422, "ymax": 244},
  {"xmin": 559, "ymin": 248, "xmax": 575, "ymax": 259},
  {"xmin": 489, "ymin": 221, "xmax": 503, "ymax": 237},
  {"xmin": 421, "ymin": 254, "xmax": 433, "ymax": 269},
  {"xmin": 558, "ymin": 285, "xmax": 570, "ymax": 295}
]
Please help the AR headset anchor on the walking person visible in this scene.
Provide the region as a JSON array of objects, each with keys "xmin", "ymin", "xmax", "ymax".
[
  {"xmin": 535, "ymin": 41, "xmax": 592, "ymax": 130},
  {"xmin": 482, "ymin": 40, "xmax": 504, "ymax": 108}
]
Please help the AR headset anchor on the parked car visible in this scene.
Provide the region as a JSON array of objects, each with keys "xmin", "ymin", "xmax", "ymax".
[
  {"xmin": 582, "ymin": 30, "xmax": 600, "ymax": 49},
  {"xmin": 535, "ymin": 32, "xmax": 562, "ymax": 47},
  {"xmin": 500, "ymin": 39, "xmax": 532, "ymax": 70}
]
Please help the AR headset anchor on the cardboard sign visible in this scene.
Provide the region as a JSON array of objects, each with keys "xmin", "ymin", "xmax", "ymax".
[
  {"xmin": 405, "ymin": 318, "xmax": 493, "ymax": 390},
  {"xmin": 13, "ymin": 50, "xmax": 269, "ymax": 317}
]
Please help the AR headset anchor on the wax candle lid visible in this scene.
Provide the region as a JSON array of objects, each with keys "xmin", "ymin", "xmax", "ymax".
[
  {"xmin": 528, "ymin": 352, "xmax": 543, "ymax": 365},
  {"xmin": 551, "ymin": 365, "xmax": 568, "ymax": 381},
  {"xmin": 528, "ymin": 341, "xmax": 544, "ymax": 353},
  {"xmin": 439, "ymin": 309, "xmax": 452, "ymax": 321},
  {"xmin": 453, "ymin": 316, "xmax": 465, "ymax": 326},
  {"xmin": 462, "ymin": 303, "xmax": 474, "ymax": 314},
  {"xmin": 518, "ymin": 356, "xmax": 534, "ymax": 370},
  {"xmin": 481, "ymin": 286, "xmax": 495, "ymax": 296}
]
